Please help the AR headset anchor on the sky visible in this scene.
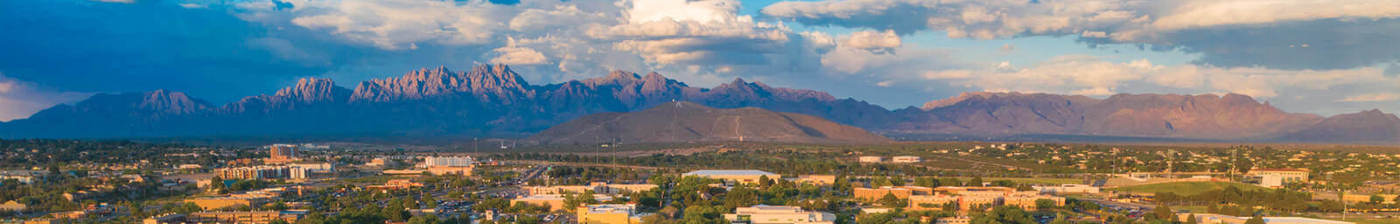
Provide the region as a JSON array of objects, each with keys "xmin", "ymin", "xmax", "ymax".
[{"xmin": 1, "ymin": 0, "xmax": 1398, "ymax": 121}]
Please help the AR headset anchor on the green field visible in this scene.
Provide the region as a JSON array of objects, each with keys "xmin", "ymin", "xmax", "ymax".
[{"xmin": 1109, "ymin": 181, "xmax": 1269, "ymax": 196}]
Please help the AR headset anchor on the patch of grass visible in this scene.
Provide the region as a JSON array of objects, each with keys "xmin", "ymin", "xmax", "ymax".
[{"xmin": 1109, "ymin": 181, "xmax": 1269, "ymax": 196}]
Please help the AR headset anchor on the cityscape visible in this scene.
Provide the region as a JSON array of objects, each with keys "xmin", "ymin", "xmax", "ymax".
[{"xmin": 4, "ymin": 0, "xmax": 1400, "ymax": 224}]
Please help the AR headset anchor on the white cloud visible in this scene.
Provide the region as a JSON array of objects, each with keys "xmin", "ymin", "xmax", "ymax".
[
  {"xmin": 490, "ymin": 46, "xmax": 548, "ymax": 65},
  {"xmin": 629, "ymin": 0, "xmax": 740, "ymax": 24},
  {"xmin": 287, "ymin": 0, "xmax": 508, "ymax": 50},
  {"xmin": 0, "ymin": 74, "xmax": 91, "ymax": 122},
  {"xmin": 763, "ymin": 0, "xmax": 1400, "ymax": 70},
  {"xmin": 1340, "ymin": 93, "xmax": 1400, "ymax": 102},
  {"xmin": 922, "ymin": 56, "xmax": 1393, "ymax": 98},
  {"xmin": 840, "ymin": 30, "xmax": 900, "ymax": 50}
]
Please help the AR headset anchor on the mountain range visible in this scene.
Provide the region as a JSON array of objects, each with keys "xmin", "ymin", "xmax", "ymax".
[{"xmin": 1, "ymin": 64, "xmax": 1396, "ymax": 144}]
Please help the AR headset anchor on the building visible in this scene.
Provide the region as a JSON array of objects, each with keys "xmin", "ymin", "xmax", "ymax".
[
  {"xmin": 511, "ymin": 194, "xmax": 614, "ymax": 212},
  {"xmin": 934, "ymin": 216, "xmax": 970, "ymax": 224},
  {"xmin": 577, "ymin": 204, "xmax": 646, "ymax": 224},
  {"xmin": 1246, "ymin": 168, "xmax": 1310, "ymax": 188},
  {"xmin": 854, "ymin": 186, "xmax": 935, "ymax": 201},
  {"xmin": 181, "ymin": 211, "xmax": 306, "ymax": 224},
  {"xmin": 858, "ymin": 156, "xmax": 884, "ymax": 163},
  {"xmin": 1178, "ymin": 213, "xmax": 1352, "ymax": 224},
  {"xmin": 269, "ymin": 144, "xmax": 299, "ymax": 160},
  {"xmin": 784, "ymin": 175, "xmax": 837, "ymax": 186},
  {"xmin": 216, "ymin": 166, "xmax": 291, "ymax": 180},
  {"xmin": 0, "ymin": 200, "xmax": 26, "ymax": 211},
  {"xmin": 427, "ymin": 166, "xmax": 474, "ymax": 176},
  {"xmin": 891, "ymin": 156, "xmax": 922, "ymax": 163},
  {"xmin": 184, "ymin": 195, "xmax": 272, "ymax": 210},
  {"xmin": 0, "ymin": 170, "xmax": 42, "ymax": 184},
  {"xmin": 683, "ymin": 170, "xmax": 781, "ymax": 185},
  {"xmin": 1033, "ymin": 184, "xmax": 1100, "ymax": 194},
  {"xmin": 724, "ymin": 205, "xmax": 836, "ymax": 224},
  {"xmin": 860, "ymin": 186, "xmax": 1064, "ymax": 211},
  {"xmin": 142, "ymin": 214, "xmax": 186, "ymax": 224},
  {"xmin": 369, "ymin": 179, "xmax": 425, "ymax": 191},
  {"xmin": 422, "ymin": 156, "xmax": 476, "ymax": 168},
  {"xmin": 524, "ymin": 182, "xmax": 658, "ymax": 195}
]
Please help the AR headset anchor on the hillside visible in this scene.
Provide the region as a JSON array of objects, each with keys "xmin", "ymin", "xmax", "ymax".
[
  {"xmin": 527, "ymin": 102, "xmax": 890, "ymax": 145},
  {"xmin": 0, "ymin": 64, "xmax": 1396, "ymax": 144},
  {"xmin": 1276, "ymin": 109, "xmax": 1400, "ymax": 143}
]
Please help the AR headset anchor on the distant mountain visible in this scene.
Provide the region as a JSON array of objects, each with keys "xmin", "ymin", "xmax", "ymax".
[
  {"xmin": 528, "ymin": 102, "xmax": 890, "ymax": 144},
  {"xmin": 897, "ymin": 92, "xmax": 1324, "ymax": 140},
  {"xmin": 0, "ymin": 64, "xmax": 875, "ymax": 139},
  {"xmin": 1276, "ymin": 109, "xmax": 1400, "ymax": 143},
  {"xmin": 1, "ymin": 63, "xmax": 1395, "ymax": 144}
]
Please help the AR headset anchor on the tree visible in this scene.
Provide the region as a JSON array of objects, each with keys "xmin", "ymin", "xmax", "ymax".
[
  {"xmin": 968, "ymin": 176, "xmax": 984, "ymax": 187},
  {"xmin": 1185, "ymin": 214, "xmax": 1198, "ymax": 224},
  {"xmin": 1154, "ymin": 205, "xmax": 1174, "ymax": 221},
  {"xmin": 878, "ymin": 193, "xmax": 905, "ymax": 208},
  {"xmin": 970, "ymin": 206, "xmax": 1036, "ymax": 224},
  {"xmin": 1243, "ymin": 215, "xmax": 1265, "ymax": 224},
  {"xmin": 1370, "ymin": 195, "xmax": 1385, "ymax": 204},
  {"xmin": 1035, "ymin": 199, "xmax": 1057, "ymax": 210}
]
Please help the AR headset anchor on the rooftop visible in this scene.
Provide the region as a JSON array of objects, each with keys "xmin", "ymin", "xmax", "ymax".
[{"xmin": 683, "ymin": 170, "xmax": 776, "ymax": 176}]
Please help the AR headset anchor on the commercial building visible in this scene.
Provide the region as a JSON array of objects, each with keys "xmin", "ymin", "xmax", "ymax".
[
  {"xmin": 511, "ymin": 194, "xmax": 614, "ymax": 212},
  {"xmin": 524, "ymin": 182, "xmax": 658, "ymax": 195},
  {"xmin": 577, "ymin": 204, "xmax": 645, "ymax": 224},
  {"xmin": 683, "ymin": 170, "xmax": 781, "ymax": 185},
  {"xmin": 216, "ymin": 166, "xmax": 290, "ymax": 180},
  {"xmin": 157, "ymin": 211, "xmax": 307, "ymax": 224},
  {"xmin": 1177, "ymin": 213, "xmax": 1352, "ymax": 224},
  {"xmin": 854, "ymin": 186, "xmax": 935, "ymax": 201},
  {"xmin": 724, "ymin": 205, "xmax": 836, "ymax": 224},
  {"xmin": 422, "ymin": 156, "xmax": 476, "ymax": 168},
  {"xmin": 784, "ymin": 175, "xmax": 837, "ymax": 186},
  {"xmin": 184, "ymin": 195, "xmax": 273, "ymax": 210},
  {"xmin": 266, "ymin": 144, "xmax": 301, "ymax": 164},
  {"xmin": 1033, "ymin": 184, "xmax": 1100, "ymax": 194},
  {"xmin": 858, "ymin": 156, "xmax": 884, "ymax": 163},
  {"xmin": 891, "ymin": 156, "xmax": 922, "ymax": 163},
  {"xmin": 269, "ymin": 144, "xmax": 298, "ymax": 160},
  {"xmin": 0, "ymin": 200, "xmax": 26, "ymax": 211},
  {"xmin": 426, "ymin": 166, "xmax": 474, "ymax": 176},
  {"xmin": 858, "ymin": 186, "xmax": 1064, "ymax": 211},
  {"xmin": 934, "ymin": 216, "xmax": 970, "ymax": 224},
  {"xmin": 1245, "ymin": 168, "xmax": 1310, "ymax": 188}
]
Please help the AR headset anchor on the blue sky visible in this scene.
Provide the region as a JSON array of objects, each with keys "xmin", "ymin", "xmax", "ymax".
[{"xmin": 0, "ymin": 0, "xmax": 1398, "ymax": 121}]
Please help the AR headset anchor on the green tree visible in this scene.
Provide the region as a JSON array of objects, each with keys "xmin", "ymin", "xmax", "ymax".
[
  {"xmin": 1035, "ymin": 199, "xmax": 1057, "ymax": 210},
  {"xmin": 1243, "ymin": 215, "xmax": 1265, "ymax": 224},
  {"xmin": 1154, "ymin": 205, "xmax": 1174, "ymax": 221},
  {"xmin": 1185, "ymin": 214, "xmax": 1198, "ymax": 224},
  {"xmin": 878, "ymin": 193, "xmax": 905, "ymax": 208},
  {"xmin": 970, "ymin": 206, "xmax": 1036, "ymax": 224},
  {"xmin": 968, "ymin": 176, "xmax": 984, "ymax": 187}
]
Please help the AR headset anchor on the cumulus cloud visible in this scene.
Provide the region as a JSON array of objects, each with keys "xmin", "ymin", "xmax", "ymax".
[
  {"xmin": 840, "ymin": 30, "xmax": 900, "ymax": 51},
  {"xmin": 287, "ymin": 0, "xmax": 509, "ymax": 50},
  {"xmin": 0, "ymin": 74, "xmax": 91, "ymax": 121},
  {"xmin": 490, "ymin": 46, "xmax": 548, "ymax": 65},
  {"xmin": 763, "ymin": 0, "xmax": 1400, "ymax": 70},
  {"xmin": 923, "ymin": 55, "xmax": 1393, "ymax": 98}
]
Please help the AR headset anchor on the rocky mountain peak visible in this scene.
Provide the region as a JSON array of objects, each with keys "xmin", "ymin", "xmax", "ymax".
[
  {"xmin": 138, "ymin": 89, "xmax": 211, "ymax": 115},
  {"xmin": 275, "ymin": 77, "xmax": 349, "ymax": 103}
]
